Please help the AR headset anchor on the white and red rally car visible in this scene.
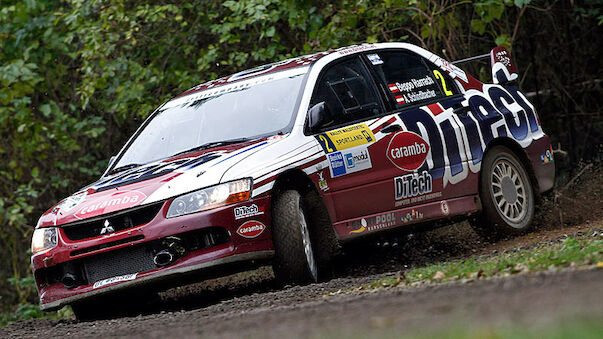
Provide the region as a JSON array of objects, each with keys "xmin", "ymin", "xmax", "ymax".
[{"xmin": 31, "ymin": 43, "xmax": 555, "ymax": 319}]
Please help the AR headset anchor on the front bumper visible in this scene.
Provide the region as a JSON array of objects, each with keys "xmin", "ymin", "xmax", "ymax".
[{"xmin": 33, "ymin": 195, "xmax": 274, "ymax": 311}]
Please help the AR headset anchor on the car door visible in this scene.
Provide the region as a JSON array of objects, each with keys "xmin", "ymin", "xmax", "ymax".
[
  {"xmin": 307, "ymin": 56, "xmax": 401, "ymax": 222},
  {"xmin": 362, "ymin": 49, "xmax": 477, "ymax": 212}
]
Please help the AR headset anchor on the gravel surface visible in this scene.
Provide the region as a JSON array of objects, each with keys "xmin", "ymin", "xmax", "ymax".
[{"xmin": 2, "ymin": 218, "xmax": 602, "ymax": 338}]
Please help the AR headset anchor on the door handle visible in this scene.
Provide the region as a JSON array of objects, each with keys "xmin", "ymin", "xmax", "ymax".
[{"xmin": 381, "ymin": 124, "xmax": 402, "ymax": 134}]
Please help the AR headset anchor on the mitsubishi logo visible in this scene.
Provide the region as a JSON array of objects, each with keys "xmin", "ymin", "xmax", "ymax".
[{"xmin": 100, "ymin": 220, "xmax": 115, "ymax": 235}]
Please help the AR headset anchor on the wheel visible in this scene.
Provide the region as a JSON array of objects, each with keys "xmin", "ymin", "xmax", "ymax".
[
  {"xmin": 471, "ymin": 146, "xmax": 535, "ymax": 239},
  {"xmin": 272, "ymin": 190, "xmax": 323, "ymax": 284}
]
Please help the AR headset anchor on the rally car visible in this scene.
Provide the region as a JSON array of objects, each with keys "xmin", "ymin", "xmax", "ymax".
[{"xmin": 31, "ymin": 42, "xmax": 555, "ymax": 319}]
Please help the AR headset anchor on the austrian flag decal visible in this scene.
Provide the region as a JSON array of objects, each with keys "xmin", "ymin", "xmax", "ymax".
[
  {"xmin": 387, "ymin": 131, "xmax": 430, "ymax": 171},
  {"xmin": 236, "ymin": 220, "xmax": 266, "ymax": 238}
]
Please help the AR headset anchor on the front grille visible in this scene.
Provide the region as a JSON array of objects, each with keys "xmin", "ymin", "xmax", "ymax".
[
  {"xmin": 82, "ymin": 245, "xmax": 156, "ymax": 284},
  {"xmin": 62, "ymin": 203, "xmax": 163, "ymax": 241},
  {"xmin": 39, "ymin": 226, "xmax": 232, "ymax": 289}
]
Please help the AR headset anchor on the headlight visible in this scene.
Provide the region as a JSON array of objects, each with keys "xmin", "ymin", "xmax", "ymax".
[
  {"xmin": 166, "ymin": 178, "xmax": 252, "ymax": 218},
  {"xmin": 31, "ymin": 228, "xmax": 58, "ymax": 254}
]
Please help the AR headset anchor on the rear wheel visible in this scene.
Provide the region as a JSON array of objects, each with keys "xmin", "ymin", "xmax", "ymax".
[
  {"xmin": 471, "ymin": 146, "xmax": 535, "ymax": 239},
  {"xmin": 272, "ymin": 190, "xmax": 325, "ymax": 284}
]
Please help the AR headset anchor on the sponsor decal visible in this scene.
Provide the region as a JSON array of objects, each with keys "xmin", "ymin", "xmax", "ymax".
[
  {"xmin": 433, "ymin": 57, "xmax": 468, "ymax": 83},
  {"xmin": 367, "ymin": 53, "xmax": 384, "ymax": 65},
  {"xmin": 74, "ymin": 190, "xmax": 147, "ymax": 220},
  {"xmin": 395, "ymin": 171, "xmax": 432, "ymax": 200},
  {"xmin": 318, "ymin": 171, "xmax": 329, "ymax": 191},
  {"xmin": 393, "ymin": 84, "xmax": 543, "ymax": 189},
  {"xmin": 394, "ymin": 171, "xmax": 442, "ymax": 207},
  {"xmin": 540, "ymin": 145, "xmax": 554, "ymax": 164},
  {"xmin": 349, "ymin": 218, "xmax": 367, "ymax": 234},
  {"xmin": 234, "ymin": 204, "xmax": 265, "ymax": 220},
  {"xmin": 93, "ymin": 273, "xmax": 137, "ymax": 289},
  {"xmin": 386, "ymin": 131, "xmax": 430, "ymax": 171},
  {"xmin": 328, "ymin": 147, "xmax": 372, "ymax": 178},
  {"xmin": 490, "ymin": 47, "xmax": 517, "ymax": 75},
  {"xmin": 401, "ymin": 209, "xmax": 424, "ymax": 224},
  {"xmin": 337, "ymin": 44, "xmax": 377, "ymax": 55},
  {"xmin": 54, "ymin": 191, "xmax": 87, "ymax": 213},
  {"xmin": 349, "ymin": 212, "xmax": 396, "ymax": 234},
  {"xmin": 236, "ymin": 220, "xmax": 266, "ymax": 238},
  {"xmin": 440, "ymin": 201, "xmax": 450, "ymax": 216},
  {"xmin": 315, "ymin": 123, "xmax": 376, "ymax": 154}
]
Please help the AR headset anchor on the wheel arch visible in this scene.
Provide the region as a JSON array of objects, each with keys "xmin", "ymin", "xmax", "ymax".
[
  {"xmin": 270, "ymin": 168, "xmax": 340, "ymax": 269},
  {"xmin": 482, "ymin": 137, "xmax": 541, "ymax": 198}
]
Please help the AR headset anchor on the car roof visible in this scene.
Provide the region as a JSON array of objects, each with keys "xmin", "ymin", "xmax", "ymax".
[{"xmin": 175, "ymin": 44, "xmax": 395, "ymax": 98}]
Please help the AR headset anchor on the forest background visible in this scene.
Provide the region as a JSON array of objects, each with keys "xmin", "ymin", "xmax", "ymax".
[{"xmin": 0, "ymin": 0, "xmax": 601, "ymax": 318}]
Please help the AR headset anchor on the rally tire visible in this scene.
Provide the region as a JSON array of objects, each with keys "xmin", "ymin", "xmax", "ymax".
[
  {"xmin": 471, "ymin": 146, "xmax": 535, "ymax": 240},
  {"xmin": 272, "ymin": 190, "xmax": 322, "ymax": 285}
]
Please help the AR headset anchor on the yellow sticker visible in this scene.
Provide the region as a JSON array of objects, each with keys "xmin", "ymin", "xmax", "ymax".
[{"xmin": 316, "ymin": 123, "xmax": 376, "ymax": 153}]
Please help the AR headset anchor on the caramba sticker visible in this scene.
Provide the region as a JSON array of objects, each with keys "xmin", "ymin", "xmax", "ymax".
[
  {"xmin": 74, "ymin": 190, "xmax": 147, "ymax": 220},
  {"xmin": 236, "ymin": 220, "xmax": 266, "ymax": 238},
  {"xmin": 328, "ymin": 146, "xmax": 372, "ymax": 178},
  {"xmin": 316, "ymin": 123, "xmax": 376, "ymax": 153},
  {"xmin": 386, "ymin": 131, "xmax": 430, "ymax": 171}
]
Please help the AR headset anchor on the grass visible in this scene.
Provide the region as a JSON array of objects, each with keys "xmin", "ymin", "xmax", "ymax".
[
  {"xmin": 318, "ymin": 317, "xmax": 603, "ymax": 339},
  {"xmin": 365, "ymin": 235, "xmax": 603, "ymax": 289}
]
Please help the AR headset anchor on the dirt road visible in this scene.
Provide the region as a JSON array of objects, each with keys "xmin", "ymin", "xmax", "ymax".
[{"xmin": 3, "ymin": 217, "xmax": 602, "ymax": 338}]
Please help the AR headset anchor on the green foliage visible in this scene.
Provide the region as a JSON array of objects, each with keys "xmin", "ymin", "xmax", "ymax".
[{"xmin": 0, "ymin": 0, "xmax": 601, "ymax": 316}]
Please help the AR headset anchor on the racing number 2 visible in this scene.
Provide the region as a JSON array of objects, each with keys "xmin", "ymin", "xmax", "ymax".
[
  {"xmin": 433, "ymin": 70, "xmax": 453, "ymax": 96},
  {"xmin": 318, "ymin": 134, "xmax": 335, "ymax": 153}
]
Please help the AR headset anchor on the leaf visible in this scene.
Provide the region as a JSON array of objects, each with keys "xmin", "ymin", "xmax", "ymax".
[
  {"xmin": 265, "ymin": 26, "xmax": 275, "ymax": 38},
  {"xmin": 471, "ymin": 19, "xmax": 486, "ymax": 34}
]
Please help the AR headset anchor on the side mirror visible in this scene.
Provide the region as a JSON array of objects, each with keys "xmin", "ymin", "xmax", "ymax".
[
  {"xmin": 490, "ymin": 46, "xmax": 518, "ymax": 85},
  {"xmin": 307, "ymin": 102, "xmax": 329, "ymax": 131}
]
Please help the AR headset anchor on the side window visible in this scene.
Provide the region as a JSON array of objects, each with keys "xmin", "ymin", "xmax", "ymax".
[
  {"xmin": 366, "ymin": 51, "xmax": 458, "ymax": 108},
  {"xmin": 310, "ymin": 57, "xmax": 381, "ymax": 129}
]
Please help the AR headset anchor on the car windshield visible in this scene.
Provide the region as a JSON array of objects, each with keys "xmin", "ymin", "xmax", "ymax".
[{"xmin": 112, "ymin": 67, "xmax": 308, "ymax": 171}]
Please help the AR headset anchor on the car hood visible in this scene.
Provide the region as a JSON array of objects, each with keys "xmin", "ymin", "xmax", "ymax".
[{"xmin": 37, "ymin": 138, "xmax": 274, "ymax": 227}]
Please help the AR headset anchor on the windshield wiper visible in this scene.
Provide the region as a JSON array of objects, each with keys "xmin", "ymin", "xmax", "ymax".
[
  {"xmin": 107, "ymin": 163, "xmax": 142, "ymax": 175},
  {"xmin": 171, "ymin": 138, "xmax": 253, "ymax": 157}
]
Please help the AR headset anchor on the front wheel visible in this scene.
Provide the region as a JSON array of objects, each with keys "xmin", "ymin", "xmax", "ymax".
[
  {"xmin": 471, "ymin": 146, "xmax": 535, "ymax": 239},
  {"xmin": 272, "ymin": 190, "xmax": 320, "ymax": 284}
]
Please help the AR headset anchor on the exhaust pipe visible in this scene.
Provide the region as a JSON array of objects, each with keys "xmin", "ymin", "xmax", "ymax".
[
  {"xmin": 153, "ymin": 250, "xmax": 174, "ymax": 267},
  {"xmin": 61, "ymin": 273, "xmax": 78, "ymax": 289}
]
